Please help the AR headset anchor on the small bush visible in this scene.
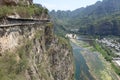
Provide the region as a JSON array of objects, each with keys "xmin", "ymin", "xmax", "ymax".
[
  {"xmin": 0, "ymin": 6, "xmax": 12, "ymax": 17},
  {"xmin": 111, "ymin": 63, "xmax": 120, "ymax": 76},
  {"xmin": 0, "ymin": 5, "xmax": 46, "ymax": 18}
]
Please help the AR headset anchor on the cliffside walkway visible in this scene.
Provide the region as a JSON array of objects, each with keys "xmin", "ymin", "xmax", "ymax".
[{"xmin": 0, "ymin": 17, "xmax": 50, "ymax": 28}]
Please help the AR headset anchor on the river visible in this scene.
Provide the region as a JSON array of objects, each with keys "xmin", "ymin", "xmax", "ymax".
[
  {"xmin": 71, "ymin": 42, "xmax": 94, "ymax": 80},
  {"xmin": 71, "ymin": 38, "xmax": 119, "ymax": 80}
]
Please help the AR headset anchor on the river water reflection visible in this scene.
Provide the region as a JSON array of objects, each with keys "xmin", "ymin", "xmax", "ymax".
[{"xmin": 71, "ymin": 42, "xmax": 94, "ymax": 80}]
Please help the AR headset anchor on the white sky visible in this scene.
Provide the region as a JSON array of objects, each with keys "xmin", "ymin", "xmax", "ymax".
[{"xmin": 33, "ymin": 0, "xmax": 102, "ymax": 11}]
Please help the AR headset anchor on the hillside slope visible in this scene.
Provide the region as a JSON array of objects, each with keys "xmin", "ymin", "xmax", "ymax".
[{"xmin": 50, "ymin": 0, "xmax": 120, "ymax": 36}]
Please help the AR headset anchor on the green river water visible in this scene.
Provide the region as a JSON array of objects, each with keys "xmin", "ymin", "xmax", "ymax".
[{"xmin": 71, "ymin": 38, "xmax": 119, "ymax": 80}]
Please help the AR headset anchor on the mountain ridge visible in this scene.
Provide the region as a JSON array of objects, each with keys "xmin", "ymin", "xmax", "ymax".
[{"xmin": 50, "ymin": 0, "xmax": 120, "ymax": 36}]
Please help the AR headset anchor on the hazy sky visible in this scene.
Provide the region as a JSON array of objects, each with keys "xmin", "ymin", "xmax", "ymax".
[{"xmin": 33, "ymin": 0, "xmax": 102, "ymax": 11}]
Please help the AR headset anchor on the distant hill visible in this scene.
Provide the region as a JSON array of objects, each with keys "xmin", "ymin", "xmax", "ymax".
[{"xmin": 50, "ymin": 0, "xmax": 120, "ymax": 36}]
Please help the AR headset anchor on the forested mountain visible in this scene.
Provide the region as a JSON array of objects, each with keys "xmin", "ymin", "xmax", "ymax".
[{"xmin": 50, "ymin": 0, "xmax": 120, "ymax": 36}]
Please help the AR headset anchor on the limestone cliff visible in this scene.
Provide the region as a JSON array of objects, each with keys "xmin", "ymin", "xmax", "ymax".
[{"xmin": 0, "ymin": 13, "xmax": 74, "ymax": 80}]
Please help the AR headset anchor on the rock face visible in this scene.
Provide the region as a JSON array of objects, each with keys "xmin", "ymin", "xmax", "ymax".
[
  {"xmin": 0, "ymin": 1, "xmax": 74, "ymax": 79},
  {"xmin": 0, "ymin": 0, "xmax": 33, "ymax": 6},
  {"xmin": 0, "ymin": 21, "xmax": 74, "ymax": 80}
]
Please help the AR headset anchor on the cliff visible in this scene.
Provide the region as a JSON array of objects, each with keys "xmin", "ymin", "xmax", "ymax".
[
  {"xmin": 0, "ymin": 1, "xmax": 74, "ymax": 80},
  {"xmin": 0, "ymin": 21, "xmax": 74, "ymax": 80}
]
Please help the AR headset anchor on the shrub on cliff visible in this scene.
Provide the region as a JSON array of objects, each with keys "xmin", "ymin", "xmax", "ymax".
[
  {"xmin": 0, "ymin": 4, "xmax": 47, "ymax": 18},
  {"xmin": 0, "ymin": 6, "xmax": 12, "ymax": 17}
]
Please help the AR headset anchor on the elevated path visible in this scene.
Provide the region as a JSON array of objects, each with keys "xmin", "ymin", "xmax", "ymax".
[{"xmin": 0, "ymin": 17, "xmax": 50, "ymax": 28}]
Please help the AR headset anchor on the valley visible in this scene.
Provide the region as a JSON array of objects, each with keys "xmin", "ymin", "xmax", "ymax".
[
  {"xmin": 50, "ymin": 0, "xmax": 120, "ymax": 79},
  {"xmin": 71, "ymin": 36, "xmax": 120, "ymax": 80},
  {"xmin": 0, "ymin": 0, "xmax": 120, "ymax": 80}
]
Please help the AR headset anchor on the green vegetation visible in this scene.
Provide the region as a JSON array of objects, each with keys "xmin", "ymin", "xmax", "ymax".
[
  {"xmin": 34, "ymin": 30, "xmax": 43, "ymax": 39},
  {"xmin": 0, "ymin": 30, "xmax": 42, "ymax": 80},
  {"xmin": 111, "ymin": 63, "xmax": 120, "ymax": 76},
  {"xmin": 45, "ymin": 22, "xmax": 54, "ymax": 46},
  {"xmin": 44, "ymin": 8, "xmax": 48, "ymax": 14},
  {"xmin": 50, "ymin": 0, "xmax": 120, "ymax": 36},
  {"xmin": 72, "ymin": 39, "xmax": 117, "ymax": 80},
  {"xmin": 58, "ymin": 36, "xmax": 71, "ymax": 49},
  {"xmin": 50, "ymin": 0, "xmax": 120, "ymax": 78},
  {"xmin": 93, "ymin": 41, "xmax": 117, "ymax": 62},
  {"xmin": 0, "ymin": 47, "xmax": 28, "ymax": 80},
  {"xmin": 44, "ymin": 22, "xmax": 71, "ymax": 50},
  {"xmin": 46, "ymin": 22, "xmax": 53, "ymax": 28},
  {"xmin": 0, "ymin": 6, "xmax": 12, "ymax": 17},
  {"xmin": 0, "ymin": 5, "xmax": 48, "ymax": 18},
  {"xmin": 93, "ymin": 41, "xmax": 120, "ymax": 76}
]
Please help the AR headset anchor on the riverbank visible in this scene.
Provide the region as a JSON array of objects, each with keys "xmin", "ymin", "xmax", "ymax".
[{"xmin": 70, "ymin": 38, "xmax": 119, "ymax": 80}]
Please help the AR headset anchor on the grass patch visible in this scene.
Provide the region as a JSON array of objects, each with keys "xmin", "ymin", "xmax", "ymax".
[
  {"xmin": 58, "ymin": 36, "xmax": 71, "ymax": 49},
  {"xmin": 93, "ymin": 41, "xmax": 113, "ymax": 62},
  {"xmin": 34, "ymin": 30, "xmax": 43, "ymax": 39},
  {"xmin": 93, "ymin": 41, "xmax": 120, "ymax": 77},
  {"xmin": 0, "ymin": 5, "xmax": 48, "ymax": 18},
  {"xmin": 0, "ymin": 38, "xmax": 33, "ymax": 80},
  {"xmin": 0, "ymin": 51, "xmax": 26, "ymax": 80},
  {"xmin": 111, "ymin": 63, "xmax": 120, "ymax": 76}
]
